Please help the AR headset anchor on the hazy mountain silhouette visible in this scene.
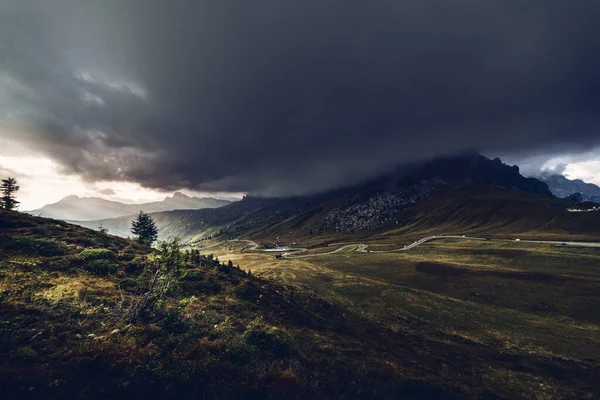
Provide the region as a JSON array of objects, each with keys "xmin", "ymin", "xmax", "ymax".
[{"xmin": 26, "ymin": 192, "xmax": 232, "ymax": 221}]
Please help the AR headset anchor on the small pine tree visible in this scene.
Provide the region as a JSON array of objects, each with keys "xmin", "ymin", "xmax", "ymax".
[
  {"xmin": 98, "ymin": 224, "xmax": 108, "ymax": 234},
  {"xmin": 131, "ymin": 211, "xmax": 158, "ymax": 246},
  {"xmin": 128, "ymin": 238, "xmax": 183, "ymax": 321},
  {"xmin": 1, "ymin": 177, "xmax": 20, "ymax": 210}
]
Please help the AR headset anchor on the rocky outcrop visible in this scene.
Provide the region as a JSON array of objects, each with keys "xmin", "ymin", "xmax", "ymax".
[
  {"xmin": 318, "ymin": 153, "xmax": 553, "ymax": 234},
  {"xmin": 321, "ymin": 179, "xmax": 449, "ymax": 233},
  {"xmin": 399, "ymin": 153, "xmax": 552, "ymax": 197},
  {"xmin": 539, "ymin": 174, "xmax": 600, "ymax": 204}
]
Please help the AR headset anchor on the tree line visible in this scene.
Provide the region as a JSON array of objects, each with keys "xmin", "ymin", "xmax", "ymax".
[{"xmin": 0, "ymin": 176, "xmax": 160, "ymax": 246}]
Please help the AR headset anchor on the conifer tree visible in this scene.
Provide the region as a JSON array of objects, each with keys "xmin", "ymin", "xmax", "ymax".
[
  {"xmin": 1, "ymin": 177, "xmax": 20, "ymax": 210},
  {"xmin": 131, "ymin": 211, "xmax": 159, "ymax": 245}
]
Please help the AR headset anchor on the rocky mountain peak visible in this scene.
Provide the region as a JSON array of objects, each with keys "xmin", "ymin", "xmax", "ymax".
[
  {"xmin": 539, "ymin": 173, "xmax": 600, "ymax": 203},
  {"xmin": 170, "ymin": 191, "xmax": 191, "ymax": 200}
]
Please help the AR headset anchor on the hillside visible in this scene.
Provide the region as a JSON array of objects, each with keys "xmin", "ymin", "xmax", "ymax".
[
  {"xmin": 376, "ymin": 185, "xmax": 600, "ymax": 242},
  {"xmin": 539, "ymin": 173, "xmax": 600, "ymax": 203},
  {"xmin": 27, "ymin": 192, "xmax": 232, "ymax": 221},
  {"xmin": 71, "ymin": 196, "xmax": 285, "ymax": 240},
  {"xmin": 4, "ymin": 208, "xmax": 600, "ymax": 399},
  {"xmin": 1, "ymin": 209, "xmax": 502, "ymax": 399},
  {"xmin": 76, "ymin": 153, "xmax": 558, "ymax": 242}
]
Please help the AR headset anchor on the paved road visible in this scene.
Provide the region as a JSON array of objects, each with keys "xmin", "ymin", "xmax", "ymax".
[
  {"xmin": 184, "ymin": 239, "xmax": 260, "ymax": 251},
  {"xmin": 189, "ymin": 236, "xmax": 600, "ymax": 259},
  {"xmin": 283, "ymin": 235, "xmax": 483, "ymax": 258}
]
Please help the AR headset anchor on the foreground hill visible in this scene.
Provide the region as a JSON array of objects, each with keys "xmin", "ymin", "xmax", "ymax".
[
  {"xmin": 75, "ymin": 153, "xmax": 557, "ymax": 242},
  {"xmin": 0, "ymin": 209, "xmax": 482, "ymax": 399},
  {"xmin": 27, "ymin": 192, "xmax": 232, "ymax": 221}
]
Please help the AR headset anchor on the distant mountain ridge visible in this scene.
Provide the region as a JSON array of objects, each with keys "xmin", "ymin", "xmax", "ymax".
[
  {"xmin": 73, "ymin": 153, "xmax": 560, "ymax": 240},
  {"xmin": 539, "ymin": 173, "xmax": 600, "ymax": 204},
  {"xmin": 26, "ymin": 192, "xmax": 232, "ymax": 221}
]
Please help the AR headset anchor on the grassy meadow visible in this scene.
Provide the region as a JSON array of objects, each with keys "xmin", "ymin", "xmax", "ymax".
[{"xmin": 205, "ymin": 238, "xmax": 600, "ymax": 399}]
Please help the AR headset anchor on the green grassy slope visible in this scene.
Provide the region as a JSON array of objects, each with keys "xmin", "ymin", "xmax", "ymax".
[
  {"xmin": 0, "ymin": 209, "xmax": 499, "ymax": 399},
  {"xmin": 215, "ymin": 238, "xmax": 600, "ymax": 399},
  {"xmin": 379, "ymin": 185, "xmax": 600, "ymax": 241},
  {"xmin": 228, "ymin": 185, "xmax": 600, "ymax": 244},
  {"xmin": 72, "ymin": 183, "xmax": 599, "ymax": 246}
]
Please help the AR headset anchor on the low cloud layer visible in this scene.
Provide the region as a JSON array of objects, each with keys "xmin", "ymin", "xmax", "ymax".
[{"xmin": 2, "ymin": 0, "xmax": 600, "ymax": 196}]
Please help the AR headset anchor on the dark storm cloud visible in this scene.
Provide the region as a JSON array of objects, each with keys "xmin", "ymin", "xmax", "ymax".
[{"xmin": 2, "ymin": 0, "xmax": 600, "ymax": 195}]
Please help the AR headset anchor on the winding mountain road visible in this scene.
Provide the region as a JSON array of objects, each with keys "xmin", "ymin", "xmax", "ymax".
[{"xmin": 189, "ymin": 235, "xmax": 600, "ymax": 259}]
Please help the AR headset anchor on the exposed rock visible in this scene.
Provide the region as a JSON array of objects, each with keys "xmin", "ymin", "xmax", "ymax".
[
  {"xmin": 321, "ymin": 179, "xmax": 449, "ymax": 233},
  {"xmin": 540, "ymin": 173, "xmax": 600, "ymax": 203}
]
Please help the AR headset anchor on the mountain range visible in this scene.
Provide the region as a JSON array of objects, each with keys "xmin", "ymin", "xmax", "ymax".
[
  {"xmin": 539, "ymin": 173, "xmax": 600, "ymax": 203},
  {"xmin": 26, "ymin": 192, "xmax": 232, "ymax": 221},
  {"xmin": 69, "ymin": 153, "xmax": 600, "ymax": 242}
]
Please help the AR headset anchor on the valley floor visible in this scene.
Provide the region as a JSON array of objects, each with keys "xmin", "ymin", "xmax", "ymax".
[{"xmin": 201, "ymin": 237, "xmax": 600, "ymax": 399}]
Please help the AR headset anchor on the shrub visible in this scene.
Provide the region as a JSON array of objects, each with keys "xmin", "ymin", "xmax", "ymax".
[
  {"xmin": 70, "ymin": 236, "xmax": 95, "ymax": 247},
  {"xmin": 159, "ymin": 307, "xmax": 186, "ymax": 333},
  {"xmin": 79, "ymin": 248, "xmax": 116, "ymax": 262},
  {"xmin": 0, "ymin": 218, "xmax": 36, "ymax": 229},
  {"xmin": 192, "ymin": 277, "xmax": 221, "ymax": 294},
  {"xmin": 42, "ymin": 255, "xmax": 79, "ymax": 271},
  {"xmin": 128, "ymin": 239, "xmax": 183, "ymax": 321},
  {"xmin": 117, "ymin": 250, "xmax": 138, "ymax": 262},
  {"xmin": 120, "ymin": 277, "xmax": 139, "ymax": 289},
  {"xmin": 183, "ymin": 270, "xmax": 204, "ymax": 282},
  {"xmin": 125, "ymin": 256, "xmax": 146, "ymax": 275},
  {"xmin": 28, "ymin": 226, "xmax": 55, "ymax": 237},
  {"xmin": 13, "ymin": 346, "xmax": 38, "ymax": 361},
  {"xmin": 235, "ymin": 282, "xmax": 262, "ymax": 302},
  {"xmin": 84, "ymin": 259, "xmax": 119, "ymax": 276},
  {"xmin": 2, "ymin": 237, "xmax": 67, "ymax": 256},
  {"xmin": 243, "ymin": 324, "xmax": 291, "ymax": 358}
]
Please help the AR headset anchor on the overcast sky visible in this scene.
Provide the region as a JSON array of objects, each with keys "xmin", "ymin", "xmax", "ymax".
[{"xmin": 2, "ymin": 0, "xmax": 600, "ymax": 209}]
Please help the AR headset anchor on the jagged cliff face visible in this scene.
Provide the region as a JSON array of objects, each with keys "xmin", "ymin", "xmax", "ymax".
[
  {"xmin": 320, "ymin": 178, "xmax": 448, "ymax": 233},
  {"xmin": 540, "ymin": 174, "xmax": 600, "ymax": 204},
  {"xmin": 397, "ymin": 153, "xmax": 552, "ymax": 196},
  {"xmin": 316, "ymin": 154, "xmax": 552, "ymax": 234}
]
